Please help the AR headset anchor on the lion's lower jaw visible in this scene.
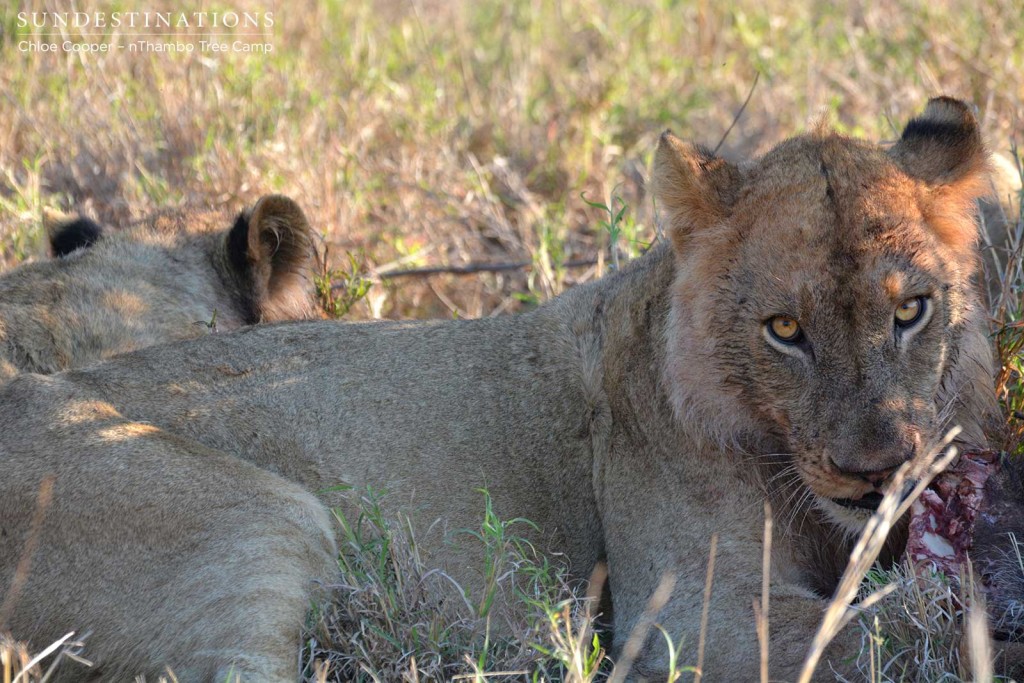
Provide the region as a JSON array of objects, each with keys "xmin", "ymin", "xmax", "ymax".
[{"xmin": 814, "ymin": 497, "xmax": 875, "ymax": 537}]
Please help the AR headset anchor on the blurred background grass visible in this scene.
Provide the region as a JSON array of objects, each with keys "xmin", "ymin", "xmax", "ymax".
[{"xmin": 1, "ymin": 0, "xmax": 1021, "ymax": 319}]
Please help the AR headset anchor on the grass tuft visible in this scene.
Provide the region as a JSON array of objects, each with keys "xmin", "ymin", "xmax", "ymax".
[{"xmin": 301, "ymin": 489, "xmax": 598, "ymax": 682}]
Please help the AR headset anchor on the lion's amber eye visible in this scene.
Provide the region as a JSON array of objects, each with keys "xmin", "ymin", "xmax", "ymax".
[
  {"xmin": 768, "ymin": 316, "xmax": 802, "ymax": 344},
  {"xmin": 894, "ymin": 296, "xmax": 926, "ymax": 327}
]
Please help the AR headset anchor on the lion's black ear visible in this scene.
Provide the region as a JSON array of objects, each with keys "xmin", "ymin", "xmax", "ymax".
[
  {"xmin": 889, "ymin": 97, "xmax": 986, "ymax": 186},
  {"xmin": 45, "ymin": 210, "xmax": 103, "ymax": 257},
  {"xmin": 652, "ymin": 131, "xmax": 743, "ymax": 254},
  {"xmin": 226, "ymin": 194, "xmax": 315, "ymax": 323},
  {"xmin": 888, "ymin": 97, "xmax": 990, "ymax": 252}
]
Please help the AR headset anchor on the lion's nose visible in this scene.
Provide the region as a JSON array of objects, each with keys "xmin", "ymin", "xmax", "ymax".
[
  {"xmin": 829, "ymin": 437, "xmax": 917, "ymax": 487},
  {"xmin": 830, "ymin": 453, "xmax": 908, "ymax": 488}
]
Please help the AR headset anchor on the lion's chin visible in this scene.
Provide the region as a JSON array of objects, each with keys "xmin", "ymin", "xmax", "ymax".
[{"xmin": 814, "ymin": 496, "xmax": 877, "ymax": 536}]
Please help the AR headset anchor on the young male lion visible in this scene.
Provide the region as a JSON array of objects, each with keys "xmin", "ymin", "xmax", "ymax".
[
  {"xmin": 0, "ymin": 194, "xmax": 316, "ymax": 383},
  {"xmin": 0, "ymin": 98, "xmax": 1010, "ymax": 681}
]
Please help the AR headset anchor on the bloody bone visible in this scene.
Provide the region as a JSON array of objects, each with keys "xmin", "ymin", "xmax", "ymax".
[
  {"xmin": 905, "ymin": 449, "xmax": 1024, "ymax": 675},
  {"xmin": 906, "ymin": 450, "xmax": 1002, "ymax": 579}
]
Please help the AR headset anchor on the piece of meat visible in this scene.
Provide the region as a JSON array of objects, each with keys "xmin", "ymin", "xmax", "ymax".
[
  {"xmin": 906, "ymin": 449, "xmax": 1024, "ymax": 637},
  {"xmin": 906, "ymin": 450, "xmax": 1001, "ymax": 578}
]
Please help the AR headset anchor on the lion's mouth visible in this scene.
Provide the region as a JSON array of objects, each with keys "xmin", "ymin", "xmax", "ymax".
[
  {"xmin": 830, "ymin": 492, "xmax": 885, "ymax": 511},
  {"xmin": 828, "ymin": 480, "xmax": 919, "ymax": 512}
]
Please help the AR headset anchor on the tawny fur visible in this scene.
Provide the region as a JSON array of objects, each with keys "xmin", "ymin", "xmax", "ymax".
[
  {"xmin": 0, "ymin": 195, "xmax": 317, "ymax": 383},
  {"xmin": 0, "ymin": 99, "xmax": 1009, "ymax": 681}
]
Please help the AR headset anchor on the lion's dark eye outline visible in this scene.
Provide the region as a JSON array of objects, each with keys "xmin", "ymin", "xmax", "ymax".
[
  {"xmin": 767, "ymin": 316, "xmax": 804, "ymax": 345},
  {"xmin": 894, "ymin": 296, "xmax": 928, "ymax": 329}
]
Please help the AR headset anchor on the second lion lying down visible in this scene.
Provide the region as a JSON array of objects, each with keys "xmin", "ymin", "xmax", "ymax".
[
  {"xmin": 0, "ymin": 98, "xmax": 1009, "ymax": 680},
  {"xmin": 0, "ymin": 194, "xmax": 316, "ymax": 382}
]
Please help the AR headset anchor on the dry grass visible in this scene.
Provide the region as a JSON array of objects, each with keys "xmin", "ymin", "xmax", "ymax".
[
  {"xmin": 2, "ymin": 0, "xmax": 1022, "ymax": 319},
  {"xmin": 2, "ymin": 0, "xmax": 1024, "ymax": 680},
  {"xmin": 299, "ymin": 488, "xmax": 600, "ymax": 682},
  {"xmin": 0, "ymin": 631, "xmax": 88, "ymax": 683}
]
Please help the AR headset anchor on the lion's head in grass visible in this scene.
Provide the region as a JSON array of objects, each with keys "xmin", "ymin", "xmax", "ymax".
[{"xmin": 0, "ymin": 195, "xmax": 316, "ymax": 382}]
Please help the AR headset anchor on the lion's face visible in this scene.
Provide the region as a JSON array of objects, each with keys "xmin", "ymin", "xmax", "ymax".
[
  {"xmin": 0, "ymin": 195, "xmax": 315, "ymax": 382},
  {"xmin": 729, "ymin": 141, "xmax": 966, "ymax": 511},
  {"xmin": 655, "ymin": 98, "xmax": 992, "ymax": 531}
]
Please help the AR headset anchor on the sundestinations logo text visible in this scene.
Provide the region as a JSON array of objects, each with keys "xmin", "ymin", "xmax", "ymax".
[
  {"xmin": 17, "ymin": 11, "xmax": 274, "ymax": 30},
  {"xmin": 16, "ymin": 10, "xmax": 275, "ymax": 55}
]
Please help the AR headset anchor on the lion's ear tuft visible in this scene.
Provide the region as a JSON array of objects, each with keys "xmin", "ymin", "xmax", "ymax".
[
  {"xmin": 45, "ymin": 210, "xmax": 103, "ymax": 257},
  {"xmin": 226, "ymin": 194, "xmax": 316, "ymax": 323},
  {"xmin": 889, "ymin": 97, "xmax": 990, "ymax": 252},
  {"xmin": 652, "ymin": 132, "xmax": 742, "ymax": 254}
]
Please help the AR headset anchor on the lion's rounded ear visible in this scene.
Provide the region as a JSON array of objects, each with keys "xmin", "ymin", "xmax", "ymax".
[
  {"xmin": 652, "ymin": 131, "xmax": 742, "ymax": 254},
  {"xmin": 44, "ymin": 209, "xmax": 103, "ymax": 257},
  {"xmin": 226, "ymin": 194, "xmax": 315, "ymax": 323},
  {"xmin": 888, "ymin": 97, "xmax": 990, "ymax": 252}
]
